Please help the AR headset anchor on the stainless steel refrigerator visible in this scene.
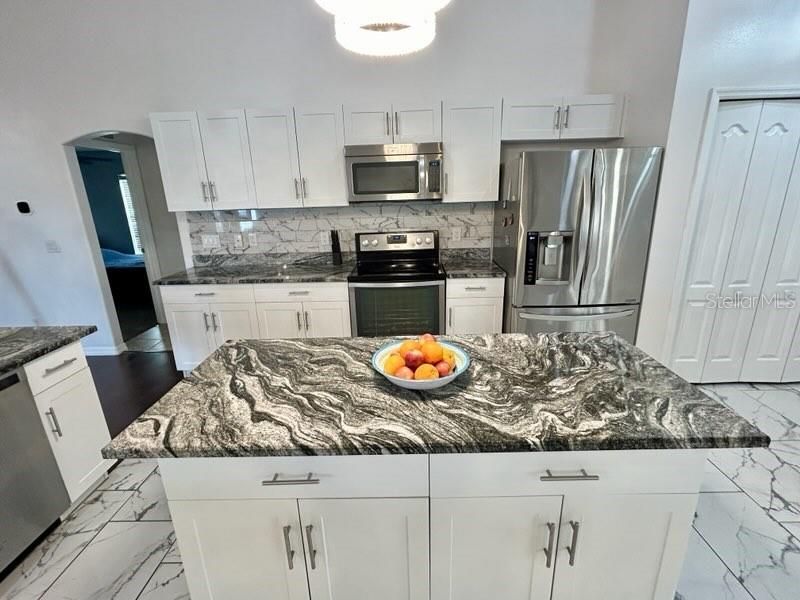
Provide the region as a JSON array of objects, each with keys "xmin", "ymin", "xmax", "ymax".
[{"xmin": 493, "ymin": 147, "xmax": 663, "ymax": 343}]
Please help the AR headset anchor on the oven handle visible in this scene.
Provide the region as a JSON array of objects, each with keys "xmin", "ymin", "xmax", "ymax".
[{"xmin": 348, "ymin": 281, "xmax": 445, "ymax": 289}]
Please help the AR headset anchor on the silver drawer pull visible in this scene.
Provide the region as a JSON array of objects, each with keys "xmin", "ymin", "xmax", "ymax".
[
  {"xmin": 305, "ymin": 524, "xmax": 318, "ymax": 570},
  {"xmin": 540, "ymin": 469, "xmax": 599, "ymax": 482},
  {"xmin": 464, "ymin": 286, "xmax": 487, "ymax": 291},
  {"xmin": 261, "ymin": 473, "xmax": 320, "ymax": 486},
  {"xmin": 194, "ymin": 292, "xmax": 216, "ymax": 297},
  {"xmin": 543, "ymin": 522, "xmax": 556, "ymax": 568},
  {"xmin": 282, "ymin": 525, "xmax": 295, "ymax": 569},
  {"xmin": 288, "ymin": 291, "xmax": 310, "ymax": 296},
  {"xmin": 566, "ymin": 520, "xmax": 580, "ymax": 566},
  {"xmin": 43, "ymin": 358, "xmax": 77, "ymax": 375}
]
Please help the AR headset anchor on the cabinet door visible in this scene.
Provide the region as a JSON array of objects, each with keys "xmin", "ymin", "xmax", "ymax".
[
  {"xmin": 150, "ymin": 112, "xmax": 209, "ymax": 211},
  {"xmin": 246, "ymin": 107, "xmax": 303, "ymax": 209},
  {"xmin": 210, "ymin": 302, "xmax": 259, "ymax": 347},
  {"xmin": 295, "ymin": 106, "xmax": 348, "ymax": 207},
  {"xmin": 501, "ymin": 97, "xmax": 562, "ymax": 141},
  {"xmin": 393, "ymin": 102, "xmax": 442, "ymax": 143},
  {"xmin": 560, "ymin": 95, "xmax": 625, "ymax": 139},
  {"xmin": 446, "ymin": 297, "xmax": 503, "ymax": 334},
  {"xmin": 303, "ymin": 301, "xmax": 351, "ymax": 338},
  {"xmin": 431, "ymin": 497, "xmax": 562, "ymax": 600},
  {"xmin": 165, "ymin": 303, "xmax": 215, "ymax": 371},
  {"xmin": 442, "ymin": 100, "xmax": 502, "ymax": 203},
  {"xmin": 256, "ymin": 301, "xmax": 306, "ymax": 339},
  {"xmin": 170, "ymin": 499, "xmax": 309, "ymax": 600},
  {"xmin": 35, "ymin": 368, "xmax": 112, "ymax": 502},
  {"xmin": 703, "ymin": 100, "xmax": 800, "ymax": 382},
  {"xmin": 300, "ymin": 498, "xmax": 429, "ymax": 600},
  {"xmin": 551, "ymin": 494, "xmax": 697, "ymax": 600},
  {"xmin": 343, "ymin": 104, "xmax": 393, "ymax": 145},
  {"xmin": 198, "ymin": 109, "xmax": 257, "ymax": 210}
]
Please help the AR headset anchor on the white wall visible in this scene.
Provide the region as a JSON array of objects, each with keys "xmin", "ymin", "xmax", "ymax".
[
  {"xmin": 638, "ymin": 0, "xmax": 800, "ymax": 361},
  {"xmin": 0, "ymin": 0, "xmax": 686, "ymax": 351}
]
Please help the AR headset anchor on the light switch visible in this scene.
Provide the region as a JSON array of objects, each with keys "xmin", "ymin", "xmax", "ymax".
[
  {"xmin": 201, "ymin": 234, "xmax": 220, "ymax": 249},
  {"xmin": 232, "ymin": 234, "xmax": 244, "ymax": 249},
  {"xmin": 248, "ymin": 233, "xmax": 258, "ymax": 247},
  {"xmin": 451, "ymin": 228, "xmax": 462, "ymax": 241}
]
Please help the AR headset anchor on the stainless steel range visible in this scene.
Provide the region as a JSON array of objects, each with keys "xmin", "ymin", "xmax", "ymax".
[{"xmin": 348, "ymin": 230, "xmax": 445, "ymax": 337}]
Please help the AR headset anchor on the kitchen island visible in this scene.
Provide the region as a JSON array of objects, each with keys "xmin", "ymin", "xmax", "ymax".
[{"xmin": 104, "ymin": 332, "xmax": 768, "ymax": 600}]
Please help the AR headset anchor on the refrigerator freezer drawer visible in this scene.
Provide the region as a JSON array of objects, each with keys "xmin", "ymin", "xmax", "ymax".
[{"xmin": 509, "ymin": 305, "xmax": 640, "ymax": 343}]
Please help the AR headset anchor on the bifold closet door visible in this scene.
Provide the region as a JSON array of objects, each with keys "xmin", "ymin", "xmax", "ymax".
[{"xmin": 701, "ymin": 100, "xmax": 800, "ymax": 382}]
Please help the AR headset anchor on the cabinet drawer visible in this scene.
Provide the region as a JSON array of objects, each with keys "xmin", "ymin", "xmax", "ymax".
[
  {"xmin": 253, "ymin": 282, "xmax": 348, "ymax": 303},
  {"xmin": 160, "ymin": 284, "xmax": 255, "ymax": 304},
  {"xmin": 23, "ymin": 342, "xmax": 88, "ymax": 395},
  {"xmin": 159, "ymin": 454, "xmax": 428, "ymax": 500},
  {"xmin": 446, "ymin": 278, "xmax": 504, "ymax": 299},
  {"xmin": 430, "ymin": 450, "xmax": 707, "ymax": 497}
]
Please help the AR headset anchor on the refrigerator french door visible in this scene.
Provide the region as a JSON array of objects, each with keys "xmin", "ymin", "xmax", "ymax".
[{"xmin": 494, "ymin": 147, "xmax": 662, "ymax": 343}]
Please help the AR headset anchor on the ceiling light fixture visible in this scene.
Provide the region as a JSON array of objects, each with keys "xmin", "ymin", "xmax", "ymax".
[{"xmin": 315, "ymin": 0, "xmax": 452, "ymax": 57}]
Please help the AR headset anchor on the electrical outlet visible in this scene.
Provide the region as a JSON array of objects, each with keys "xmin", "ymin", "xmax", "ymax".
[
  {"xmin": 248, "ymin": 233, "xmax": 258, "ymax": 247},
  {"xmin": 45, "ymin": 240, "xmax": 62, "ymax": 253},
  {"xmin": 201, "ymin": 234, "xmax": 220, "ymax": 249},
  {"xmin": 451, "ymin": 228, "xmax": 462, "ymax": 242},
  {"xmin": 232, "ymin": 234, "xmax": 244, "ymax": 249}
]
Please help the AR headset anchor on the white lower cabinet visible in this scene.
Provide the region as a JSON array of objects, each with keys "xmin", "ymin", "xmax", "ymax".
[
  {"xmin": 303, "ymin": 301, "xmax": 351, "ymax": 338},
  {"xmin": 446, "ymin": 277, "xmax": 505, "ymax": 334},
  {"xmin": 431, "ymin": 496, "xmax": 562, "ymax": 600},
  {"xmin": 257, "ymin": 301, "xmax": 306, "ymax": 339}
]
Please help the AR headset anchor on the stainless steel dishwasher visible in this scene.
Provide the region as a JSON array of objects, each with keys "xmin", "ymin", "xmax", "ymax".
[{"xmin": 0, "ymin": 371, "xmax": 70, "ymax": 573}]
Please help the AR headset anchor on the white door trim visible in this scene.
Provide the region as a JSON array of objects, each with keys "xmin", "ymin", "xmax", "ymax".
[{"xmin": 660, "ymin": 85, "xmax": 800, "ymax": 364}]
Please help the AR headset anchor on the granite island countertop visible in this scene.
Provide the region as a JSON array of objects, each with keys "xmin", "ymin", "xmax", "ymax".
[
  {"xmin": 103, "ymin": 332, "xmax": 768, "ymax": 459},
  {"xmin": 0, "ymin": 326, "xmax": 97, "ymax": 378}
]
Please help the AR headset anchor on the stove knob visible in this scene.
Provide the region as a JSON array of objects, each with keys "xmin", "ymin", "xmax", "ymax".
[
  {"xmin": 425, "ymin": 237, "xmax": 432, "ymax": 244},
  {"xmin": 361, "ymin": 239, "xmax": 369, "ymax": 247},
  {"xmin": 371, "ymin": 239, "xmax": 378, "ymax": 246},
  {"xmin": 416, "ymin": 238, "xmax": 423, "ymax": 245}
]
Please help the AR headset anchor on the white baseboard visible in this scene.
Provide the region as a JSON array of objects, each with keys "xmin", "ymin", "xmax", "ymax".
[{"xmin": 82, "ymin": 343, "xmax": 128, "ymax": 356}]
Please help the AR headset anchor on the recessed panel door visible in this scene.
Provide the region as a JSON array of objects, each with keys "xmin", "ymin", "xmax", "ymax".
[
  {"xmin": 247, "ymin": 107, "xmax": 303, "ymax": 208},
  {"xmin": 150, "ymin": 112, "xmax": 209, "ymax": 211},
  {"xmin": 256, "ymin": 302, "xmax": 306, "ymax": 339}
]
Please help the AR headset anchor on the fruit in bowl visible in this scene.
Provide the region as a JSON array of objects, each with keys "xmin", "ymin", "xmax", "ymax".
[{"xmin": 372, "ymin": 333, "xmax": 470, "ymax": 390}]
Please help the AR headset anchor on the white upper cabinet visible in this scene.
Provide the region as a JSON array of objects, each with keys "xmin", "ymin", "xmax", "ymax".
[
  {"xmin": 343, "ymin": 101, "xmax": 442, "ymax": 145},
  {"xmin": 246, "ymin": 108, "xmax": 303, "ymax": 209},
  {"xmin": 150, "ymin": 112, "xmax": 210, "ymax": 211},
  {"xmin": 442, "ymin": 99, "xmax": 502, "ymax": 203},
  {"xmin": 294, "ymin": 106, "xmax": 348, "ymax": 207},
  {"xmin": 197, "ymin": 109, "xmax": 257, "ymax": 210},
  {"xmin": 501, "ymin": 95, "xmax": 625, "ymax": 141}
]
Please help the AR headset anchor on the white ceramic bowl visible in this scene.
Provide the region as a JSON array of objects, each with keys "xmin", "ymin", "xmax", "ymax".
[{"xmin": 371, "ymin": 339, "xmax": 470, "ymax": 390}]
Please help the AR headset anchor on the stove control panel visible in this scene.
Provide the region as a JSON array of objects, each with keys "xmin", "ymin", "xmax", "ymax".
[{"xmin": 356, "ymin": 230, "xmax": 439, "ymax": 252}]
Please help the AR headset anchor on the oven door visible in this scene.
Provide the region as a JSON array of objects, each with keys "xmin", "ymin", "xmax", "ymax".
[
  {"xmin": 347, "ymin": 154, "xmax": 442, "ymax": 202},
  {"xmin": 349, "ymin": 281, "xmax": 446, "ymax": 337}
]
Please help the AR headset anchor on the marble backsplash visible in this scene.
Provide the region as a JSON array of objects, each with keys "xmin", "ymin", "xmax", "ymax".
[{"xmin": 186, "ymin": 201, "xmax": 494, "ymax": 260}]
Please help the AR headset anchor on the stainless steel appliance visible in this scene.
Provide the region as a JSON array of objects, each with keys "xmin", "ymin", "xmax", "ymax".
[
  {"xmin": 0, "ymin": 371, "xmax": 70, "ymax": 573},
  {"xmin": 493, "ymin": 147, "xmax": 663, "ymax": 342},
  {"xmin": 345, "ymin": 143, "xmax": 443, "ymax": 203},
  {"xmin": 349, "ymin": 230, "xmax": 445, "ymax": 336}
]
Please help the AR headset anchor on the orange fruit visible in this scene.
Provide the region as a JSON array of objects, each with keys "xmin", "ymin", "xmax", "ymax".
[
  {"xmin": 420, "ymin": 341, "xmax": 444, "ymax": 364},
  {"xmin": 384, "ymin": 353, "xmax": 406, "ymax": 375},
  {"xmin": 414, "ymin": 363, "xmax": 440, "ymax": 380},
  {"xmin": 442, "ymin": 349, "xmax": 456, "ymax": 370},
  {"xmin": 398, "ymin": 340, "xmax": 422, "ymax": 359}
]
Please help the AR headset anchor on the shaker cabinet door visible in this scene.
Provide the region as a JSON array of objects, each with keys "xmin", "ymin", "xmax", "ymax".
[
  {"xmin": 165, "ymin": 303, "xmax": 215, "ymax": 371},
  {"xmin": 150, "ymin": 112, "xmax": 209, "ymax": 211},
  {"xmin": 446, "ymin": 297, "xmax": 503, "ymax": 334},
  {"xmin": 303, "ymin": 301, "xmax": 351, "ymax": 338},
  {"xmin": 256, "ymin": 302, "xmax": 306, "ymax": 339},
  {"xmin": 550, "ymin": 494, "xmax": 697, "ymax": 600},
  {"xmin": 294, "ymin": 106, "xmax": 348, "ymax": 207},
  {"xmin": 210, "ymin": 302, "xmax": 259, "ymax": 348},
  {"xmin": 393, "ymin": 102, "xmax": 442, "ymax": 143},
  {"xmin": 300, "ymin": 498, "xmax": 429, "ymax": 600},
  {"xmin": 431, "ymin": 496, "xmax": 562, "ymax": 600},
  {"xmin": 246, "ymin": 107, "xmax": 303, "ymax": 209},
  {"xmin": 501, "ymin": 97, "xmax": 563, "ymax": 140},
  {"xmin": 343, "ymin": 103, "xmax": 394, "ymax": 145},
  {"xmin": 559, "ymin": 94, "xmax": 625, "ymax": 140},
  {"xmin": 170, "ymin": 499, "xmax": 310, "ymax": 600}
]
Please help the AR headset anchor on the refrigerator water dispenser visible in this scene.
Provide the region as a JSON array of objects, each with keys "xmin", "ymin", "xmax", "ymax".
[{"xmin": 525, "ymin": 231, "xmax": 573, "ymax": 285}]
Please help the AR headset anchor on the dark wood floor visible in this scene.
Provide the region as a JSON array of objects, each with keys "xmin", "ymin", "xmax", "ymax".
[{"xmin": 88, "ymin": 351, "xmax": 182, "ymax": 438}]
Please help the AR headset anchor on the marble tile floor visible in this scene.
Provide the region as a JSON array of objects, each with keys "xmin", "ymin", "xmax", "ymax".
[
  {"xmin": 126, "ymin": 325, "xmax": 172, "ymax": 353},
  {"xmin": 1, "ymin": 384, "xmax": 798, "ymax": 599}
]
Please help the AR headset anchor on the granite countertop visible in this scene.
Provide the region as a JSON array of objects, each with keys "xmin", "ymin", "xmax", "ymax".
[
  {"xmin": 441, "ymin": 248, "xmax": 506, "ymax": 279},
  {"xmin": 103, "ymin": 332, "xmax": 769, "ymax": 459},
  {"xmin": 0, "ymin": 326, "xmax": 97, "ymax": 378},
  {"xmin": 156, "ymin": 253, "xmax": 355, "ymax": 285}
]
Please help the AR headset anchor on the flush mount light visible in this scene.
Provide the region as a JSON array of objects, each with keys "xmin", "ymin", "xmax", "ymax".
[{"xmin": 315, "ymin": 0, "xmax": 451, "ymax": 57}]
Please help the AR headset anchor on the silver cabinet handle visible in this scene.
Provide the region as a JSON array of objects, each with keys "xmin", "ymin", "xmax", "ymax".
[
  {"xmin": 394, "ymin": 111, "xmax": 399, "ymax": 135},
  {"xmin": 201, "ymin": 181, "xmax": 210, "ymax": 203},
  {"xmin": 305, "ymin": 524, "xmax": 318, "ymax": 570},
  {"xmin": 282, "ymin": 525, "xmax": 295, "ymax": 570},
  {"xmin": 46, "ymin": 408, "xmax": 63, "ymax": 437},
  {"xmin": 209, "ymin": 181, "xmax": 218, "ymax": 202},
  {"xmin": 262, "ymin": 473, "xmax": 320, "ymax": 486},
  {"xmin": 43, "ymin": 358, "xmax": 77, "ymax": 375},
  {"xmin": 464, "ymin": 286, "xmax": 487, "ymax": 291},
  {"xmin": 294, "ymin": 178, "xmax": 301, "ymax": 199},
  {"xmin": 566, "ymin": 520, "xmax": 580, "ymax": 566},
  {"xmin": 304, "ymin": 311, "xmax": 310, "ymax": 332},
  {"xmin": 385, "ymin": 111, "xmax": 390, "ymax": 136},
  {"xmin": 540, "ymin": 469, "xmax": 599, "ymax": 482},
  {"xmin": 553, "ymin": 106, "xmax": 561, "ymax": 129},
  {"xmin": 563, "ymin": 105, "xmax": 570, "ymax": 128},
  {"xmin": 448, "ymin": 307, "xmax": 453, "ymax": 328},
  {"xmin": 203, "ymin": 313, "xmax": 210, "ymax": 332},
  {"xmin": 296, "ymin": 311, "xmax": 302, "ymax": 332},
  {"xmin": 194, "ymin": 292, "xmax": 216, "ymax": 297},
  {"xmin": 301, "ymin": 177, "xmax": 307, "ymax": 198},
  {"xmin": 543, "ymin": 522, "xmax": 556, "ymax": 568},
  {"xmin": 211, "ymin": 312, "xmax": 218, "ymax": 331},
  {"xmin": 444, "ymin": 172, "xmax": 449, "ymax": 194},
  {"xmin": 288, "ymin": 290, "xmax": 310, "ymax": 296}
]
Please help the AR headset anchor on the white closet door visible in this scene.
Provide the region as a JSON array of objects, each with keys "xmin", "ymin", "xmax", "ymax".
[
  {"xmin": 669, "ymin": 101, "xmax": 762, "ymax": 381},
  {"xmin": 198, "ymin": 109, "xmax": 257, "ymax": 210},
  {"xmin": 703, "ymin": 101, "xmax": 800, "ymax": 382},
  {"xmin": 783, "ymin": 323, "xmax": 800, "ymax": 381},
  {"xmin": 246, "ymin": 108, "xmax": 303, "ymax": 209}
]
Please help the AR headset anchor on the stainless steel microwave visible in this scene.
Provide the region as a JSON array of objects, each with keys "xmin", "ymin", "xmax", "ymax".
[{"xmin": 345, "ymin": 142, "xmax": 443, "ymax": 203}]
